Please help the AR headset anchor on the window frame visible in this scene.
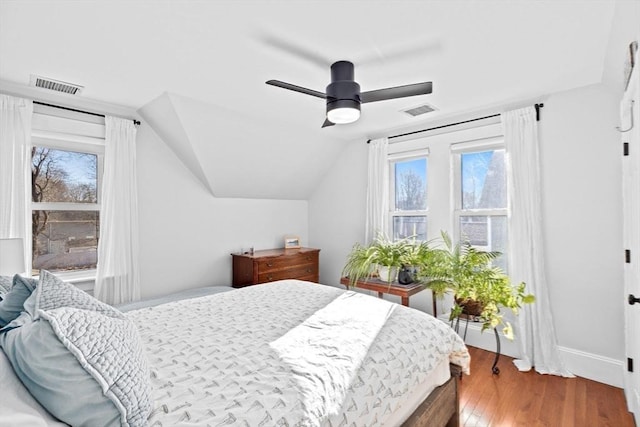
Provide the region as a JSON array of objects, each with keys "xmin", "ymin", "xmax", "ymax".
[
  {"xmin": 451, "ymin": 137, "xmax": 508, "ymax": 255},
  {"xmin": 29, "ymin": 112, "xmax": 105, "ymax": 276},
  {"xmin": 388, "ymin": 148, "xmax": 429, "ymax": 241}
]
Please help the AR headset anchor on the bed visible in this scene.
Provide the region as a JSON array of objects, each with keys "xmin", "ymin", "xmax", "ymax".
[{"xmin": 0, "ymin": 272, "xmax": 470, "ymax": 426}]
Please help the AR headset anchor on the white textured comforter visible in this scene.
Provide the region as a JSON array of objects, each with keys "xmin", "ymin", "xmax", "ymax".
[{"xmin": 126, "ymin": 280, "xmax": 470, "ymax": 426}]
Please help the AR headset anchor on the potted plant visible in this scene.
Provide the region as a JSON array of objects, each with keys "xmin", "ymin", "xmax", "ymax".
[
  {"xmin": 418, "ymin": 231, "xmax": 535, "ymax": 339},
  {"xmin": 342, "ymin": 234, "xmax": 424, "ymax": 284},
  {"xmin": 397, "ymin": 238, "xmax": 437, "ymax": 284}
]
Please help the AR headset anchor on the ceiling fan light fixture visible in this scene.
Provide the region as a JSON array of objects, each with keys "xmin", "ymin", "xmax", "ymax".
[
  {"xmin": 327, "ymin": 107, "xmax": 360, "ymax": 124},
  {"xmin": 326, "ymin": 99, "xmax": 361, "ymax": 124}
]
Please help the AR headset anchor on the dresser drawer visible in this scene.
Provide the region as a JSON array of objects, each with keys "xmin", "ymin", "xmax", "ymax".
[
  {"xmin": 231, "ymin": 247, "xmax": 320, "ymax": 287},
  {"xmin": 258, "ymin": 263, "xmax": 319, "ymax": 283},
  {"xmin": 257, "ymin": 252, "xmax": 318, "ymax": 273},
  {"xmin": 297, "ymin": 273, "xmax": 320, "ymax": 283}
]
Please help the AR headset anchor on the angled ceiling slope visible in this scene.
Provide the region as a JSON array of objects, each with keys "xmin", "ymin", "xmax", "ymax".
[
  {"xmin": 138, "ymin": 93, "xmax": 214, "ymax": 195},
  {"xmin": 139, "ymin": 92, "xmax": 347, "ymax": 200}
]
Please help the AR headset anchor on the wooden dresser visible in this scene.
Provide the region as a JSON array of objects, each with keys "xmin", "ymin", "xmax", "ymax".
[{"xmin": 231, "ymin": 247, "xmax": 320, "ymax": 288}]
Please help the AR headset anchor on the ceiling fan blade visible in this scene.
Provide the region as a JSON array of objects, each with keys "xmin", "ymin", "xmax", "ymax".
[
  {"xmin": 361, "ymin": 82, "xmax": 432, "ymax": 104},
  {"xmin": 322, "ymin": 118, "xmax": 335, "ymax": 128},
  {"xmin": 266, "ymin": 80, "xmax": 326, "ymax": 99},
  {"xmin": 356, "ymin": 38, "xmax": 443, "ymax": 67},
  {"xmin": 261, "ymin": 34, "xmax": 330, "ymax": 68}
]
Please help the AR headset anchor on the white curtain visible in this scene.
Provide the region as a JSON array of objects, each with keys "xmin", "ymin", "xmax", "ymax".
[
  {"xmin": 95, "ymin": 116, "xmax": 140, "ymax": 304},
  {"xmin": 502, "ymin": 106, "xmax": 572, "ymax": 376},
  {"xmin": 365, "ymin": 138, "xmax": 389, "ymax": 244},
  {"xmin": 0, "ymin": 95, "xmax": 32, "ymax": 273}
]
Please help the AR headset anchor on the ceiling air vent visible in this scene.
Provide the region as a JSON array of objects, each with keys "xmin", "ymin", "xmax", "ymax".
[
  {"xmin": 30, "ymin": 75, "xmax": 83, "ymax": 95},
  {"xmin": 402, "ymin": 103, "xmax": 437, "ymax": 117}
]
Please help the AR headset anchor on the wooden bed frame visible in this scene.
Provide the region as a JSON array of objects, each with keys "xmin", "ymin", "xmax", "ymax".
[{"xmin": 402, "ymin": 364, "xmax": 463, "ymax": 427}]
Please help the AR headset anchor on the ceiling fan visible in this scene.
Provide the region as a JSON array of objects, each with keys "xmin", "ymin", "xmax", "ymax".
[{"xmin": 266, "ymin": 60, "xmax": 432, "ymax": 128}]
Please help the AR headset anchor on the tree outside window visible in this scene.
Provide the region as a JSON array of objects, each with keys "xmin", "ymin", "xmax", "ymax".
[
  {"xmin": 31, "ymin": 147, "xmax": 100, "ymax": 273},
  {"xmin": 390, "ymin": 156, "xmax": 427, "ymax": 240}
]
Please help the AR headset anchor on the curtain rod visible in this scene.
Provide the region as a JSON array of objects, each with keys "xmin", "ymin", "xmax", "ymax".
[
  {"xmin": 34, "ymin": 101, "xmax": 141, "ymax": 126},
  {"xmin": 366, "ymin": 103, "xmax": 543, "ymax": 143}
]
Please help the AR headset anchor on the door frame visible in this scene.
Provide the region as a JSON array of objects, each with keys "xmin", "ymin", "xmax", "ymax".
[{"xmin": 622, "ymin": 62, "xmax": 640, "ymax": 420}]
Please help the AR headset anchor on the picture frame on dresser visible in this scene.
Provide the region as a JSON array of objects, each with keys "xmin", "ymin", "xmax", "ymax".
[{"xmin": 284, "ymin": 235, "xmax": 301, "ymax": 249}]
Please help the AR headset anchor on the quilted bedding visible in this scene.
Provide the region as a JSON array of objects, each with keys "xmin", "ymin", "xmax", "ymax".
[{"xmin": 125, "ymin": 280, "xmax": 470, "ymax": 426}]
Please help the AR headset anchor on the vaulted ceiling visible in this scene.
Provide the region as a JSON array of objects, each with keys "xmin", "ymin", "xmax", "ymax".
[{"xmin": 0, "ymin": 1, "xmax": 631, "ymax": 199}]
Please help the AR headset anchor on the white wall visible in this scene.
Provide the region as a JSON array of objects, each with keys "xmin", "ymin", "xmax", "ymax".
[
  {"xmin": 308, "ymin": 138, "xmax": 368, "ymax": 288},
  {"xmin": 540, "ymin": 83, "xmax": 624, "ymax": 382},
  {"xmin": 308, "ymin": 82, "xmax": 625, "ymax": 386},
  {"xmin": 136, "ymin": 124, "xmax": 309, "ymax": 299}
]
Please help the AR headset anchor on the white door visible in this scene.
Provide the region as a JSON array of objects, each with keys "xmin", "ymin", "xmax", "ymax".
[{"xmin": 622, "ymin": 63, "xmax": 640, "ymax": 420}]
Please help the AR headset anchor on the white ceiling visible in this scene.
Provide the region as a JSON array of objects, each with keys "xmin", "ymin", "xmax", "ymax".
[{"xmin": 0, "ymin": 0, "xmax": 625, "ymax": 199}]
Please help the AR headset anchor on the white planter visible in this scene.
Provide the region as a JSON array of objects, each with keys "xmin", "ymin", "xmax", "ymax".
[{"xmin": 378, "ymin": 265, "xmax": 398, "ymax": 283}]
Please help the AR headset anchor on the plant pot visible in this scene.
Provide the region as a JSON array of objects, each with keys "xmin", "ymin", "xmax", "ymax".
[
  {"xmin": 455, "ymin": 297, "xmax": 484, "ymax": 316},
  {"xmin": 378, "ymin": 265, "xmax": 398, "ymax": 283},
  {"xmin": 398, "ymin": 265, "xmax": 418, "ymax": 284}
]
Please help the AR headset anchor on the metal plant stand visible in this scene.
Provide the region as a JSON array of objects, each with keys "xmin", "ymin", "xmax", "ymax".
[
  {"xmin": 453, "ymin": 314, "xmax": 501, "ymax": 375},
  {"xmin": 491, "ymin": 328, "xmax": 501, "ymax": 374}
]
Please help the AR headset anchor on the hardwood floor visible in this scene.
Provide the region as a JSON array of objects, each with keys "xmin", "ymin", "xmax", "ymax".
[{"xmin": 458, "ymin": 346, "xmax": 635, "ymax": 427}]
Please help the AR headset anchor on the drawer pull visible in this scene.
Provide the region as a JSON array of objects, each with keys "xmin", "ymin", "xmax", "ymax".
[
  {"xmin": 267, "ymin": 275, "xmax": 274, "ymax": 281},
  {"xmin": 266, "ymin": 262, "xmax": 273, "ymax": 267},
  {"xmin": 306, "ymin": 269, "xmax": 312, "ymax": 273}
]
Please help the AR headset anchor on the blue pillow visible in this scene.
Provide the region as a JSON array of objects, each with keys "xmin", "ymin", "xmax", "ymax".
[
  {"xmin": 0, "ymin": 270, "xmax": 152, "ymax": 426},
  {"xmin": 0, "ymin": 317, "xmax": 121, "ymax": 426},
  {"xmin": 31, "ymin": 270, "xmax": 123, "ymax": 319},
  {"xmin": 0, "ymin": 275, "xmax": 37, "ymax": 327}
]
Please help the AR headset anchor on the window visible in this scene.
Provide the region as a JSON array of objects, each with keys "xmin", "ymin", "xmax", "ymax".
[
  {"xmin": 384, "ymin": 124, "xmax": 507, "ymax": 264},
  {"xmin": 30, "ymin": 108, "xmax": 104, "ymax": 275},
  {"xmin": 389, "ymin": 154, "xmax": 428, "ymax": 240},
  {"xmin": 453, "ymin": 144, "xmax": 508, "ymax": 270}
]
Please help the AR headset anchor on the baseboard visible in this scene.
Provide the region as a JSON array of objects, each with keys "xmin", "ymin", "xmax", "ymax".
[
  {"xmin": 558, "ymin": 346, "xmax": 624, "ymax": 388},
  {"xmin": 437, "ymin": 315, "xmax": 624, "ymax": 387}
]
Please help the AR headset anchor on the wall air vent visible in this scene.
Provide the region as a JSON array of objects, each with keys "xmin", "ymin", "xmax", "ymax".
[
  {"xmin": 402, "ymin": 103, "xmax": 437, "ymax": 117},
  {"xmin": 30, "ymin": 75, "xmax": 83, "ymax": 95}
]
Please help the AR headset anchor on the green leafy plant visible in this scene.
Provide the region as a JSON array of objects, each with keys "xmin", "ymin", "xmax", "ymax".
[
  {"xmin": 342, "ymin": 233, "xmax": 427, "ymax": 284},
  {"xmin": 418, "ymin": 231, "xmax": 535, "ymax": 339},
  {"xmin": 402, "ymin": 238, "xmax": 436, "ymax": 267}
]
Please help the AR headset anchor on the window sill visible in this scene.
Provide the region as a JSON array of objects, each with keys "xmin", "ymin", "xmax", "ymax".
[
  {"xmin": 31, "ymin": 270, "xmax": 96, "ymax": 295},
  {"xmin": 32, "ymin": 269, "xmax": 96, "ymax": 286},
  {"xmin": 33, "ymin": 269, "xmax": 97, "ymax": 284}
]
